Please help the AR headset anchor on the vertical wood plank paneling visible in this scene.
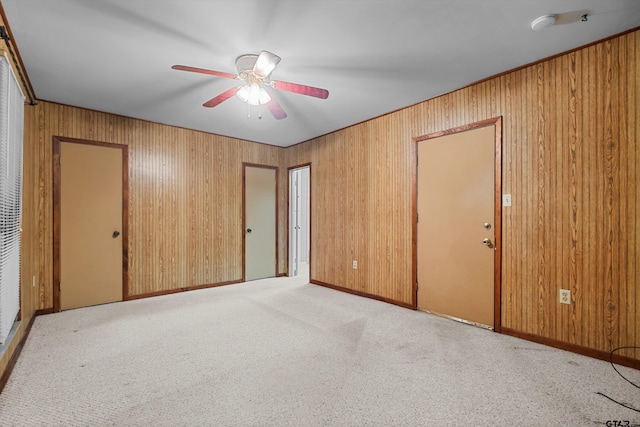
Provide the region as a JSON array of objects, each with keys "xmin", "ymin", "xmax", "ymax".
[
  {"xmin": 500, "ymin": 73, "xmax": 512, "ymax": 326},
  {"xmin": 21, "ymin": 102, "xmax": 285, "ymax": 306},
  {"xmin": 284, "ymin": 29, "xmax": 640, "ymax": 360},
  {"xmin": 617, "ymin": 35, "xmax": 629, "ymax": 357},
  {"xmin": 594, "ymin": 41, "xmax": 606, "ymax": 353},
  {"xmin": 549, "ymin": 57, "xmax": 560, "ymax": 340},
  {"xmin": 629, "ymin": 31, "xmax": 639, "ymax": 360},
  {"xmin": 535, "ymin": 62, "xmax": 547, "ymax": 338},
  {"xmin": 521, "ymin": 66, "xmax": 533, "ymax": 333},
  {"xmin": 585, "ymin": 44, "xmax": 598, "ymax": 351},
  {"xmin": 626, "ymin": 32, "xmax": 640, "ymax": 359},
  {"xmin": 568, "ymin": 50, "xmax": 580, "ymax": 345},
  {"xmin": 606, "ymin": 39, "xmax": 617, "ymax": 348}
]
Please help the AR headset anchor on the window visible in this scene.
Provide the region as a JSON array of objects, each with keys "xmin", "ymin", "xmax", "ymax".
[{"xmin": 0, "ymin": 55, "xmax": 24, "ymax": 345}]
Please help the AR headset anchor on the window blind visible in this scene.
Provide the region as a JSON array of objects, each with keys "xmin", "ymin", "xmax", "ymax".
[{"xmin": 0, "ymin": 55, "xmax": 24, "ymax": 345}]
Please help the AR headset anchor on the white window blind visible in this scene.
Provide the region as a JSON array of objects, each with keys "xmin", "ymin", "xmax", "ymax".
[{"xmin": 0, "ymin": 55, "xmax": 24, "ymax": 345}]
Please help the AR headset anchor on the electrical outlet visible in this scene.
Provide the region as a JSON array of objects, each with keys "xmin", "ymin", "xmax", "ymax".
[
  {"xmin": 352, "ymin": 260, "xmax": 358, "ymax": 269},
  {"xmin": 503, "ymin": 194, "xmax": 512, "ymax": 207},
  {"xmin": 559, "ymin": 289, "xmax": 571, "ymax": 305}
]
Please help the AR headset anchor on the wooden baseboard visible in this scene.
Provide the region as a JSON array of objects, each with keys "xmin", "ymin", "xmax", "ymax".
[
  {"xmin": 124, "ymin": 279, "xmax": 243, "ymax": 301},
  {"xmin": 276, "ymin": 273, "xmax": 287, "ymax": 277},
  {"xmin": 501, "ymin": 327, "xmax": 640, "ymax": 370},
  {"xmin": 0, "ymin": 311, "xmax": 40, "ymax": 394},
  {"xmin": 310, "ymin": 279, "xmax": 415, "ymax": 310}
]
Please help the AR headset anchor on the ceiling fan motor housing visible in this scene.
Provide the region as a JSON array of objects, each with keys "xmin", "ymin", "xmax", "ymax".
[{"xmin": 236, "ymin": 54, "xmax": 259, "ymax": 75}]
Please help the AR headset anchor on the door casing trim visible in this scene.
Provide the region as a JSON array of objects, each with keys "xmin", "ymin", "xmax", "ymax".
[
  {"xmin": 52, "ymin": 136, "xmax": 129, "ymax": 312},
  {"xmin": 412, "ymin": 117, "xmax": 502, "ymax": 332}
]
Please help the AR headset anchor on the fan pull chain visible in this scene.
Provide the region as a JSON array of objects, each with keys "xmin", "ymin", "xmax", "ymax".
[{"xmin": 245, "ymin": 104, "xmax": 263, "ymax": 119}]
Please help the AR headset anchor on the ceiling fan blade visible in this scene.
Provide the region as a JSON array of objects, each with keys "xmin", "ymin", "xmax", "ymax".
[
  {"xmin": 203, "ymin": 87, "xmax": 240, "ymax": 108},
  {"xmin": 172, "ymin": 65, "xmax": 237, "ymax": 80},
  {"xmin": 271, "ymin": 80, "xmax": 329, "ymax": 99},
  {"xmin": 266, "ymin": 98, "xmax": 287, "ymax": 120},
  {"xmin": 252, "ymin": 51, "xmax": 281, "ymax": 78}
]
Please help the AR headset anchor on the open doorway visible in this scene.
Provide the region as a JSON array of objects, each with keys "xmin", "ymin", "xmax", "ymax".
[{"xmin": 288, "ymin": 165, "xmax": 310, "ymax": 279}]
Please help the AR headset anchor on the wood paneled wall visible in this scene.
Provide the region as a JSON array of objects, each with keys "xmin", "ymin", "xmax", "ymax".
[
  {"xmin": 21, "ymin": 102, "xmax": 286, "ymax": 308},
  {"xmin": 286, "ymin": 30, "xmax": 639, "ymax": 360}
]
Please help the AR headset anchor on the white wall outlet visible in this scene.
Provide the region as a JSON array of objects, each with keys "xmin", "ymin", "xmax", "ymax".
[
  {"xmin": 559, "ymin": 289, "xmax": 571, "ymax": 305},
  {"xmin": 352, "ymin": 260, "xmax": 358, "ymax": 269},
  {"xmin": 503, "ymin": 194, "xmax": 512, "ymax": 207}
]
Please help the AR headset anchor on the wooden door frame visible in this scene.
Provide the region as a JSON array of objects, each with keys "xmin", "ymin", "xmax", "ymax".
[
  {"xmin": 52, "ymin": 136, "xmax": 129, "ymax": 313},
  {"xmin": 412, "ymin": 117, "xmax": 503, "ymax": 332},
  {"xmin": 242, "ymin": 163, "xmax": 278, "ymax": 282},
  {"xmin": 286, "ymin": 163, "xmax": 312, "ymax": 278}
]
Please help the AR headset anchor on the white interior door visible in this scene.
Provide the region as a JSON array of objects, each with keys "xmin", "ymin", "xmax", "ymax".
[
  {"xmin": 289, "ymin": 170, "xmax": 301, "ymax": 276},
  {"xmin": 289, "ymin": 166, "xmax": 310, "ymax": 277},
  {"xmin": 244, "ymin": 165, "xmax": 276, "ymax": 281}
]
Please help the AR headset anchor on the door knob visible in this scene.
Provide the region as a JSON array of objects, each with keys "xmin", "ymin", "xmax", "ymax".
[
  {"xmin": 482, "ymin": 238, "xmax": 493, "ymax": 248},
  {"xmin": 246, "ymin": 228, "xmax": 252, "ymax": 233},
  {"xmin": 483, "ymin": 222, "xmax": 492, "ymax": 230},
  {"xmin": 112, "ymin": 231, "xmax": 120, "ymax": 238}
]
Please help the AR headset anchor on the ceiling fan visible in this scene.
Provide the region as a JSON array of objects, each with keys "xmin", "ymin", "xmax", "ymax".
[{"xmin": 172, "ymin": 51, "xmax": 329, "ymax": 120}]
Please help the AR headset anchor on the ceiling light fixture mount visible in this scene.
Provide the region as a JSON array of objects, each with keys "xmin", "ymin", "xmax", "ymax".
[{"xmin": 531, "ymin": 14, "xmax": 557, "ymax": 31}]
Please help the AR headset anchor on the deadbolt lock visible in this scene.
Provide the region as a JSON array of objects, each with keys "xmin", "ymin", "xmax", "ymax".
[{"xmin": 483, "ymin": 223, "xmax": 492, "ymax": 230}]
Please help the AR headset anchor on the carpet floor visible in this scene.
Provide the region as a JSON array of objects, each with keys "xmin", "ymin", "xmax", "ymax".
[{"xmin": 0, "ymin": 273, "xmax": 638, "ymax": 426}]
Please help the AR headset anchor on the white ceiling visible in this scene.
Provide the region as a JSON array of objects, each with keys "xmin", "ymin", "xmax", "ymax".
[{"xmin": 2, "ymin": 1, "xmax": 639, "ymax": 147}]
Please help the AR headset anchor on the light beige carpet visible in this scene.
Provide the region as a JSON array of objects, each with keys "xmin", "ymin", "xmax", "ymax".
[{"xmin": 0, "ymin": 273, "xmax": 638, "ymax": 426}]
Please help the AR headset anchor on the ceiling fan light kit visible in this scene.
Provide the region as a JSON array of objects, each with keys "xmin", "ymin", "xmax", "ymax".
[
  {"xmin": 172, "ymin": 50, "xmax": 329, "ymax": 120},
  {"xmin": 236, "ymin": 84, "xmax": 271, "ymax": 106}
]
